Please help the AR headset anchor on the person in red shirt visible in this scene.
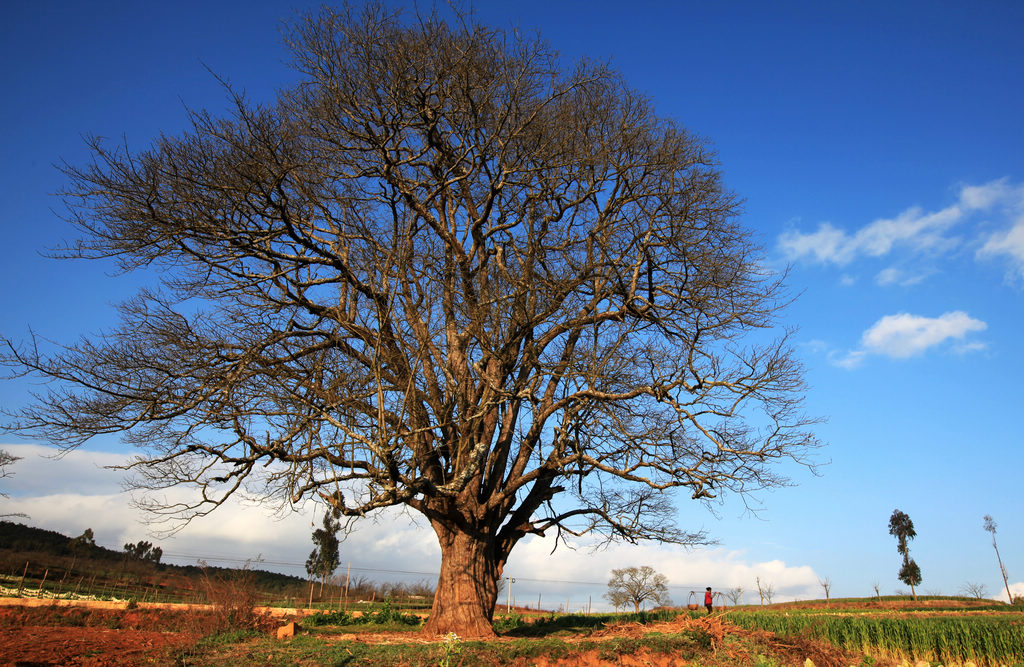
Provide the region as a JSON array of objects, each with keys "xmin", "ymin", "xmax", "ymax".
[{"xmin": 704, "ymin": 587, "xmax": 714, "ymax": 614}]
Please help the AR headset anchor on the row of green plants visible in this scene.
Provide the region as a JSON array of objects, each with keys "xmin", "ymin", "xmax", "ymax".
[
  {"xmin": 303, "ymin": 597, "xmax": 425, "ymax": 627},
  {"xmin": 777, "ymin": 595, "xmax": 1023, "ymax": 613},
  {"xmin": 731, "ymin": 610, "xmax": 1024, "ymax": 666},
  {"xmin": 303, "ymin": 605, "xmax": 697, "ymax": 635}
]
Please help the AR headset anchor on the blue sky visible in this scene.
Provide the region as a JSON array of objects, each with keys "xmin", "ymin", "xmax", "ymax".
[{"xmin": 3, "ymin": 1, "xmax": 1023, "ymax": 608}]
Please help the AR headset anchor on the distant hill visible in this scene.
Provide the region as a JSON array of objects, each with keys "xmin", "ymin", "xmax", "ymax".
[
  {"xmin": 0, "ymin": 521, "xmax": 121, "ymax": 560},
  {"xmin": 0, "ymin": 520, "xmax": 307, "ymax": 595}
]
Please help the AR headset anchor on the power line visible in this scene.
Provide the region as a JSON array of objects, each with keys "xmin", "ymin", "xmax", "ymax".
[{"xmin": 100, "ymin": 542, "xmax": 718, "ymax": 590}]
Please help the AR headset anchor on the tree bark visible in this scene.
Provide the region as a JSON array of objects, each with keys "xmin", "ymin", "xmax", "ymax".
[{"xmin": 422, "ymin": 521, "xmax": 502, "ymax": 638}]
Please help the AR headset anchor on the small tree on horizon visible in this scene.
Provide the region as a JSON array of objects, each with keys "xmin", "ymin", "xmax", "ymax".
[
  {"xmin": 725, "ymin": 586, "xmax": 744, "ymax": 606},
  {"xmin": 888, "ymin": 508, "xmax": 921, "ymax": 600},
  {"xmin": 960, "ymin": 581, "xmax": 989, "ymax": 599},
  {"xmin": 755, "ymin": 576, "xmax": 775, "ymax": 605},
  {"xmin": 604, "ymin": 566, "xmax": 671, "ymax": 613},
  {"xmin": 306, "ymin": 509, "xmax": 342, "ymax": 596},
  {"xmin": 983, "ymin": 514, "xmax": 1013, "ymax": 603},
  {"xmin": 819, "ymin": 576, "xmax": 832, "ymax": 602},
  {"xmin": 124, "ymin": 540, "xmax": 163, "ymax": 564},
  {"xmin": 73, "ymin": 528, "xmax": 96, "ymax": 547}
]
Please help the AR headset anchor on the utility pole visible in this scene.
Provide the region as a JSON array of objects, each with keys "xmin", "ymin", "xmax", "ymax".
[{"xmin": 506, "ymin": 576, "xmax": 516, "ymax": 613}]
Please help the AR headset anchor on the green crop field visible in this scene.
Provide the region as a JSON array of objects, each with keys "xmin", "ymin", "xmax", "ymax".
[{"xmin": 730, "ymin": 607, "xmax": 1024, "ymax": 666}]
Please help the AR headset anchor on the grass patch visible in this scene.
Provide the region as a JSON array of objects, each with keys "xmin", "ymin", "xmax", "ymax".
[{"xmin": 182, "ymin": 632, "xmax": 721, "ymax": 666}]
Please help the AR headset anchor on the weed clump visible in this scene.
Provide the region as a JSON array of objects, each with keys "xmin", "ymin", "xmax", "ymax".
[{"xmin": 182, "ymin": 561, "xmax": 275, "ymax": 637}]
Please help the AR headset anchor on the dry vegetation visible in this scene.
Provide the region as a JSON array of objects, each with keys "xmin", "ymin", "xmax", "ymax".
[{"xmin": 3, "ymin": 595, "xmax": 1020, "ymax": 666}]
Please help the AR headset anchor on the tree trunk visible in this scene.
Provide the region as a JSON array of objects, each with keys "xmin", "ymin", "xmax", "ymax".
[
  {"xmin": 994, "ymin": 542, "xmax": 1013, "ymax": 603},
  {"xmin": 422, "ymin": 522, "xmax": 502, "ymax": 638}
]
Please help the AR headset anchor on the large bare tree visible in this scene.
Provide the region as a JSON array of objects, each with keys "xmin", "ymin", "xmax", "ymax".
[{"xmin": 2, "ymin": 5, "xmax": 818, "ymax": 636}]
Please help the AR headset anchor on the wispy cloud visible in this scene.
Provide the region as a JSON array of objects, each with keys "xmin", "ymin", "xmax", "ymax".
[
  {"xmin": 778, "ymin": 201, "xmax": 967, "ymax": 266},
  {"xmin": 779, "ymin": 179, "xmax": 1024, "ymax": 278},
  {"xmin": 874, "ymin": 267, "xmax": 930, "ymax": 287},
  {"xmin": 978, "ymin": 212, "xmax": 1024, "ymax": 281},
  {"xmin": 831, "ymin": 311, "xmax": 987, "ymax": 368}
]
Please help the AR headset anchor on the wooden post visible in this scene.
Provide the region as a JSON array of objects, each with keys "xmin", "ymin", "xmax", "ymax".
[
  {"xmin": 39, "ymin": 568, "xmax": 49, "ymax": 597},
  {"xmin": 344, "ymin": 563, "xmax": 351, "ymax": 612},
  {"xmin": 17, "ymin": 561, "xmax": 28, "ymax": 596}
]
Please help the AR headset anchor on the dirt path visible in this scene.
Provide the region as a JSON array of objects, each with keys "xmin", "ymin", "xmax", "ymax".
[{"xmin": 0, "ymin": 625, "xmax": 191, "ymax": 666}]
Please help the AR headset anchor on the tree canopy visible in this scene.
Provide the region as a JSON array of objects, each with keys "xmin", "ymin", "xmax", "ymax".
[
  {"xmin": 889, "ymin": 508, "xmax": 921, "ymax": 599},
  {"xmin": 2, "ymin": 4, "xmax": 819, "ymax": 636},
  {"xmin": 124, "ymin": 540, "xmax": 163, "ymax": 564},
  {"xmin": 306, "ymin": 509, "xmax": 342, "ymax": 590},
  {"xmin": 604, "ymin": 565, "xmax": 671, "ymax": 613}
]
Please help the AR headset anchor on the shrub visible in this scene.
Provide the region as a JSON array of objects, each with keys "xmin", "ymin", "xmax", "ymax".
[{"xmin": 191, "ymin": 561, "xmax": 274, "ymax": 635}]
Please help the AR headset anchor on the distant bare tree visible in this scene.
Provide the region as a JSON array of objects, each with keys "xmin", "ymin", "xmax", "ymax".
[
  {"xmin": 604, "ymin": 566, "xmax": 671, "ymax": 613},
  {"xmin": 872, "ymin": 580, "xmax": 881, "ymax": 601},
  {"xmin": 724, "ymin": 586, "xmax": 744, "ymax": 606},
  {"xmin": 960, "ymin": 582, "xmax": 989, "ymax": 599},
  {"xmin": 983, "ymin": 515, "xmax": 1013, "ymax": 603},
  {"xmin": 1, "ymin": 3, "xmax": 819, "ymax": 637},
  {"xmin": 755, "ymin": 577, "xmax": 775, "ymax": 606},
  {"xmin": 819, "ymin": 576, "xmax": 832, "ymax": 602}
]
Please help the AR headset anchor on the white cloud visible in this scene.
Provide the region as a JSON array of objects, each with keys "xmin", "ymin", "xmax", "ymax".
[
  {"xmin": 861, "ymin": 311, "xmax": 987, "ymax": 358},
  {"xmin": 829, "ymin": 349, "xmax": 867, "ymax": 370},
  {"xmin": 978, "ymin": 214, "xmax": 1024, "ymax": 280},
  {"xmin": 828, "ymin": 311, "xmax": 987, "ymax": 369},
  {"xmin": 509, "ymin": 537, "xmax": 819, "ymax": 610},
  {"xmin": 778, "ymin": 222, "xmax": 854, "ymax": 264},
  {"xmin": 0, "ymin": 443, "xmax": 440, "ymax": 579},
  {"xmin": 2, "ymin": 443, "xmax": 128, "ymax": 497},
  {"xmin": 779, "ymin": 202, "xmax": 965, "ymax": 266},
  {"xmin": 874, "ymin": 267, "xmax": 929, "ymax": 287},
  {"xmin": 3, "ymin": 443, "xmax": 824, "ymax": 610},
  {"xmin": 779, "ymin": 179, "xmax": 1024, "ymax": 271},
  {"xmin": 960, "ymin": 178, "xmax": 1018, "ymax": 209}
]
